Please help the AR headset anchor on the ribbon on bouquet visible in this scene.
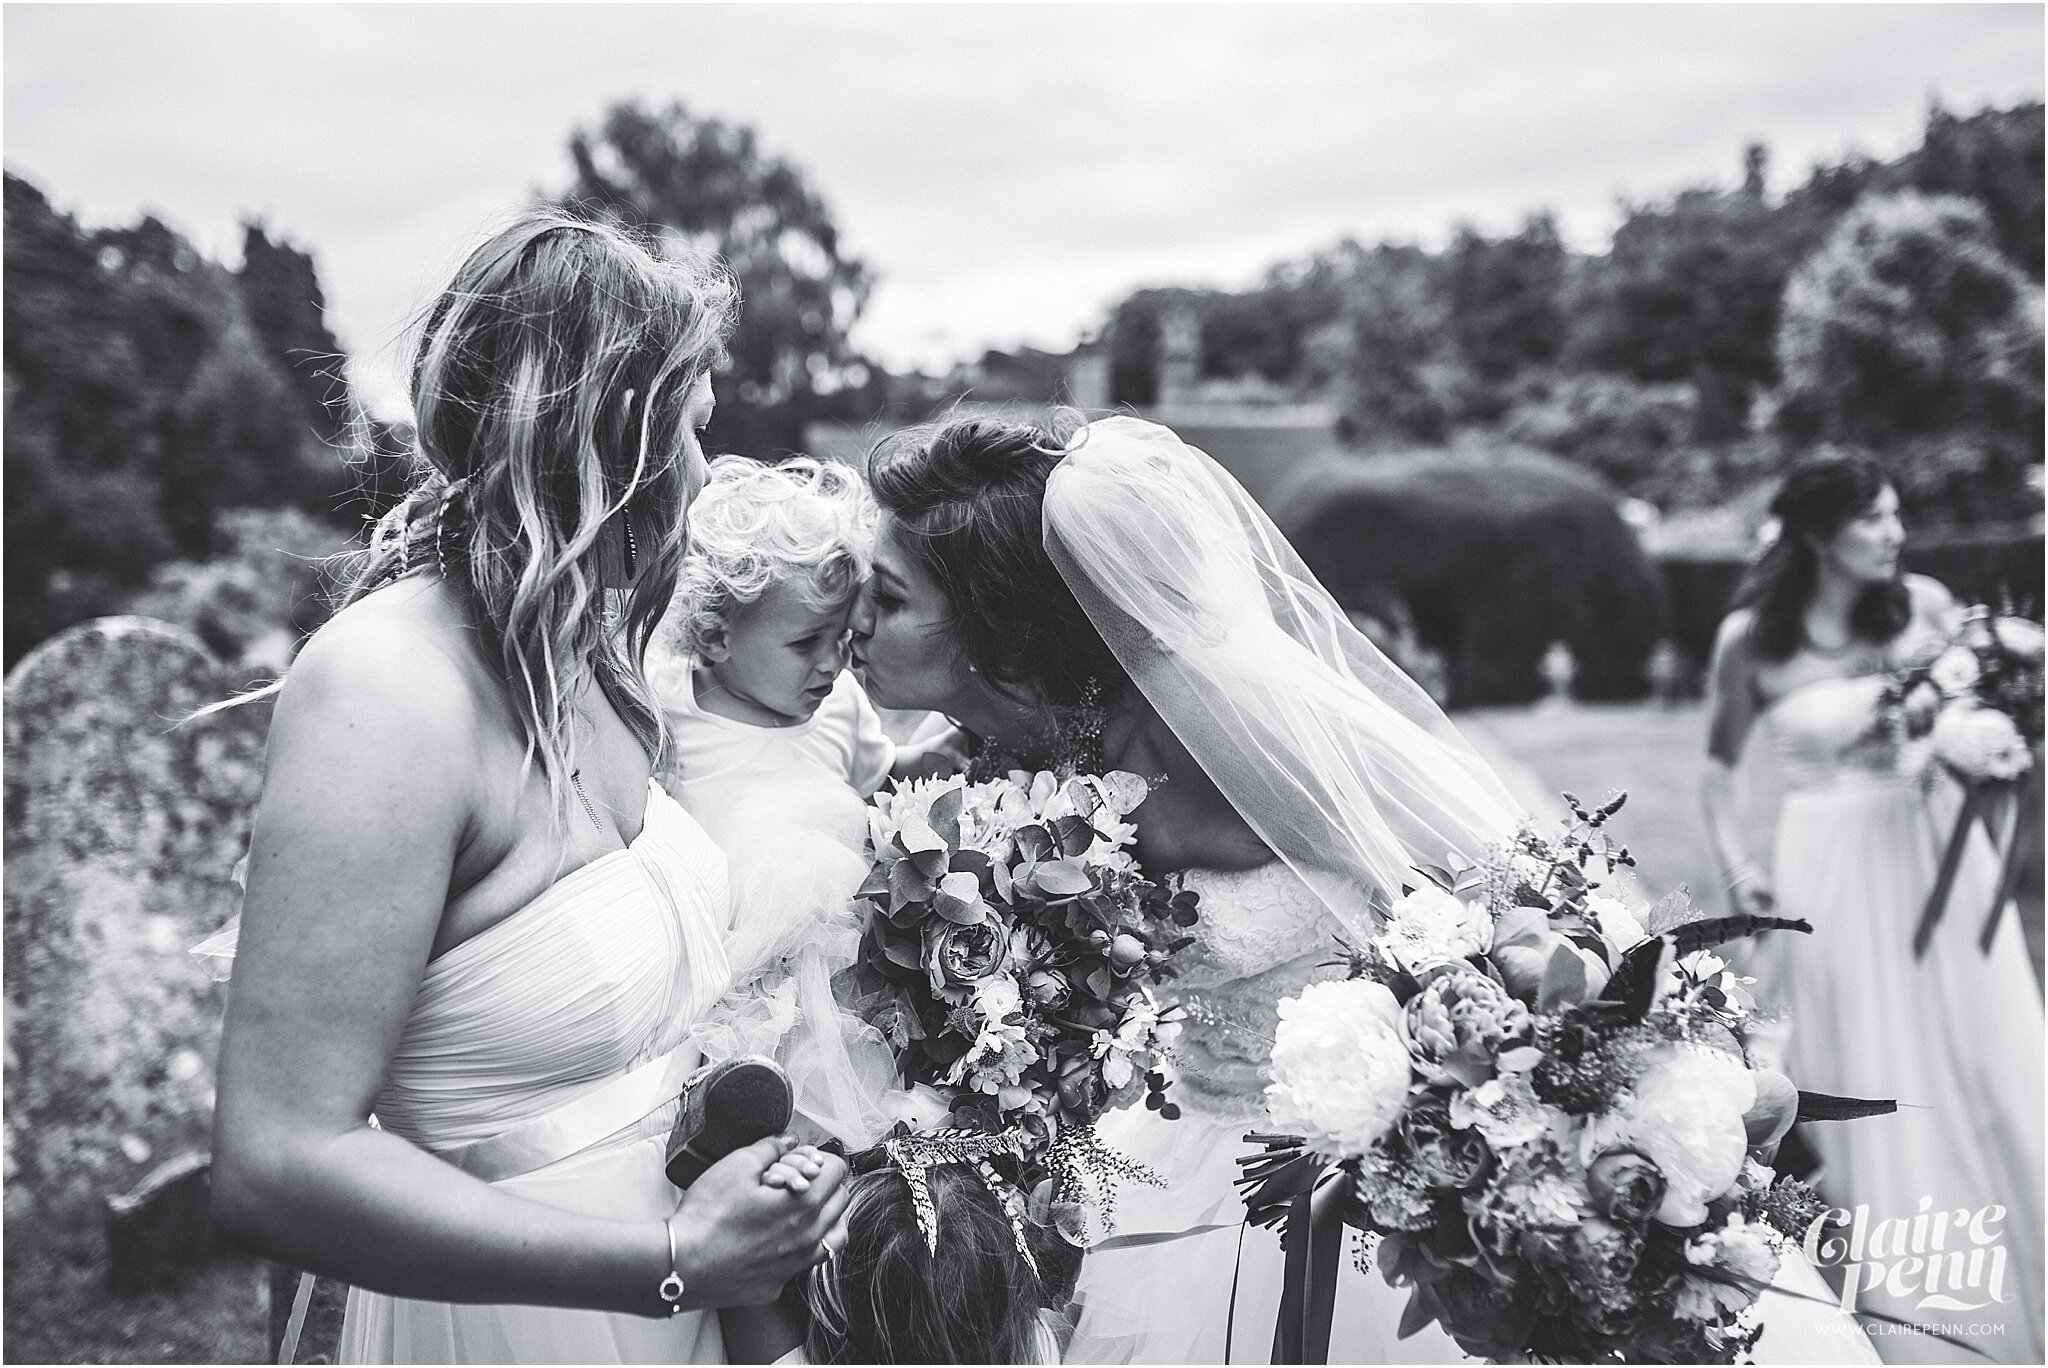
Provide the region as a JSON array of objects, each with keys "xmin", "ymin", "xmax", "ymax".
[
  {"xmin": 1236, "ymin": 1135, "xmax": 1350, "ymax": 1366},
  {"xmin": 1911, "ymin": 762, "xmax": 2042, "ymax": 959}
]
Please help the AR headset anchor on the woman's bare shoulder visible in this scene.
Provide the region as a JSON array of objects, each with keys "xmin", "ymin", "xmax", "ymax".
[
  {"xmin": 1904, "ymin": 573, "xmax": 1956, "ymax": 617},
  {"xmin": 273, "ymin": 583, "xmax": 492, "ymax": 764}
]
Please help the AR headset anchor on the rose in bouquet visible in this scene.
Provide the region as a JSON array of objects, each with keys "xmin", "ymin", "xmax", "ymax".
[
  {"xmin": 1239, "ymin": 793, "xmax": 1891, "ymax": 1365},
  {"xmin": 850, "ymin": 767, "xmax": 1197, "ymax": 1240},
  {"xmin": 1871, "ymin": 606, "xmax": 2045, "ymax": 956}
]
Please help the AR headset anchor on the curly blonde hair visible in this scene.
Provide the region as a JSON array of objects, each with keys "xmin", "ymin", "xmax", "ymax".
[
  {"xmin": 668, "ymin": 454, "xmax": 876, "ymax": 657},
  {"xmin": 336, "ymin": 207, "xmax": 735, "ymax": 823}
]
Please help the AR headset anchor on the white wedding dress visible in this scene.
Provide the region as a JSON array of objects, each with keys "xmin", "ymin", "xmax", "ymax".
[
  {"xmin": 1750, "ymin": 675, "xmax": 2044, "ymax": 1365},
  {"xmin": 338, "ymin": 781, "xmax": 734, "ymax": 1364},
  {"xmin": 1066, "ymin": 856, "xmax": 1881, "ymax": 1365}
]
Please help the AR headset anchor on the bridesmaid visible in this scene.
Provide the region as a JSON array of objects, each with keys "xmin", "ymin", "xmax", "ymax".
[
  {"xmin": 210, "ymin": 209, "xmax": 848, "ymax": 1363},
  {"xmin": 1701, "ymin": 454, "xmax": 2043, "ymax": 1365}
]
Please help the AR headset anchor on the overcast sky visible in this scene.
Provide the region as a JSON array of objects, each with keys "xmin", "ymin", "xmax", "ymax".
[{"xmin": 6, "ymin": 3, "xmax": 2041, "ymax": 416}]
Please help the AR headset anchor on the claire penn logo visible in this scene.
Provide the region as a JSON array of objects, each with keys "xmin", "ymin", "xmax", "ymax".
[{"xmin": 1805, "ymin": 1199, "xmax": 2014, "ymax": 1315}]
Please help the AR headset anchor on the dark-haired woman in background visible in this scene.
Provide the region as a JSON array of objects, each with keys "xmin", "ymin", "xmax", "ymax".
[{"xmin": 1702, "ymin": 454, "xmax": 2042, "ymax": 1364}]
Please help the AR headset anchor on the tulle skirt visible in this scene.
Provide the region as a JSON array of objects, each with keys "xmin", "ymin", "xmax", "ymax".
[
  {"xmin": 1065, "ymin": 1101, "xmax": 1474, "ymax": 1365},
  {"xmin": 1756, "ymin": 776, "xmax": 2044, "ymax": 1365},
  {"xmin": 337, "ymin": 1133, "xmax": 723, "ymax": 1365}
]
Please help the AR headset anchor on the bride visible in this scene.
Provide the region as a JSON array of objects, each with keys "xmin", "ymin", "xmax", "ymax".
[{"xmin": 849, "ymin": 412, "xmax": 1878, "ymax": 1364}]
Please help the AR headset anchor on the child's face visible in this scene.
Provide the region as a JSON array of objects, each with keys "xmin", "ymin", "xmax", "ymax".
[{"xmin": 708, "ymin": 579, "xmax": 854, "ymax": 723}]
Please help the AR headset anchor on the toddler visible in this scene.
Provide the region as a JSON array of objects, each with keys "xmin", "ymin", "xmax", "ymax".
[
  {"xmin": 758, "ymin": 1143, "xmax": 1073, "ymax": 1364},
  {"xmin": 652, "ymin": 454, "xmax": 960, "ymax": 1149}
]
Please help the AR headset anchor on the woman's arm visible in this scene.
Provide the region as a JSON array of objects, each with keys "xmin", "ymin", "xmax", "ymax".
[
  {"xmin": 1700, "ymin": 611, "xmax": 1773, "ymax": 917},
  {"xmin": 211, "ymin": 611, "xmax": 846, "ymax": 1315}
]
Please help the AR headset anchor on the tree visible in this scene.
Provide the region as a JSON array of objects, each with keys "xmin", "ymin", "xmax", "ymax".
[
  {"xmin": 1569, "ymin": 179, "xmax": 1793, "ymax": 440},
  {"xmin": 1441, "ymin": 213, "xmax": 1569, "ymax": 385},
  {"xmin": 237, "ymin": 223, "xmax": 349, "ymax": 442},
  {"xmin": 1907, "ymin": 102, "xmax": 2043, "ymax": 281},
  {"xmin": 1337, "ymin": 243, "xmax": 1459, "ymax": 446},
  {"xmin": 3, "ymin": 172, "xmax": 355, "ymax": 663},
  {"xmin": 563, "ymin": 100, "xmax": 872, "ymax": 455},
  {"xmin": 1776, "ymin": 192, "xmax": 2043, "ymax": 521}
]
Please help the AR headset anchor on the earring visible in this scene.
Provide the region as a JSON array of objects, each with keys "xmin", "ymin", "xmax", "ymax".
[{"xmin": 620, "ymin": 511, "xmax": 639, "ymax": 580}]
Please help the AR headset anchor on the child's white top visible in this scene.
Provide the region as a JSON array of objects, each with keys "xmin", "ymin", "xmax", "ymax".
[{"xmin": 654, "ymin": 654, "xmax": 896, "ymax": 805}]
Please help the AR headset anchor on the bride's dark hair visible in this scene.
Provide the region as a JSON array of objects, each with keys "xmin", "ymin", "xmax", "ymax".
[
  {"xmin": 1731, "ymin": 452, "xmax": 1911, "ymax": 661},
  {"xmin": 866, "ymin": 409, "xmax": 1128, "ymax": 708}
]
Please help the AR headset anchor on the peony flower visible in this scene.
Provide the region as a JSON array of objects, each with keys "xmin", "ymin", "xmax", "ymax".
[
  {"xmin": 1932, "ymin": 705, "xmax": 2032, "ymax": 782},
  {"xmin": 1264, "ymin": 979, "xmax": 1413, "ymax": 1160},
  {"xmin": 1585, "ymin": 1148, "xmax": 1666, "ymax": 1223},
  {"xmin": 1586, "ymin": 893, "xmax": 1648, "ymax": 951},
  {"xmin": 1026, "ymin": 967, "xmax": 1071, "ymax": 1008},
  {"xmin": 1400, "ymin": 1097, "xmax": 1495, "ymax": 1190},
  {"xmin": 1376, "ymin": 883, "xmax": 1493, "ymax": 972},
  {"xmin": 1402, "ymin": 966, "xmax": 1531, "ymax": 1087},
  {"xmin": 1673, "ymin": 1216, "xmax": 1780, "ymax": 1323},
  {"xmin": 870, "ymin": 775, "xmax": 968, "ymax": 848},
  {"xmin": 1490, "ymin": 907, "xmax": 1612, "ymax": 1004},
  {"xmin": 1587, "ymin": 1045, "xmax": 1755, "ymax": 1226},
  {"xmin": 1929, "ymin": 644, "xmax": 1983, "ymax": 698},
  {"xmin": 1742, "ymin": 1069, "xmax": 1798, "ymax": 1149},
  {"xmin": 923, "ymin": 917, "xmax": 1010, "ymax": 1003}
]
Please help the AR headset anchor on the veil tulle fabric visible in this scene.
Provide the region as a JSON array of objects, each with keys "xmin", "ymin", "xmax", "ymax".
[{"xmin": 1042, "ymin": 416, "xmax": 1521, "ymax": 935}]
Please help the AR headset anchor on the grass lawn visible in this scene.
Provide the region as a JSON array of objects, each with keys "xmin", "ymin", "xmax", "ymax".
[{"xmin": 1469, "ymin": 700, "xmax": 2044, "ymax": 980}]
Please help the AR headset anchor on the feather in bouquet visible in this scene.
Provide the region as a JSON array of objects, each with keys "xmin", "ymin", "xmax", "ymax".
[
  {"xmin": 849, "ymin": 767, "xmax": 1198, "ymax": 1243},
  {"xmin": 1870, "ymin": 606, "xmax": 2044, "ymax": 956},
  {"xmin": 1237, "ymin": 793, "xmax": 1893, "ymax": 1365}
]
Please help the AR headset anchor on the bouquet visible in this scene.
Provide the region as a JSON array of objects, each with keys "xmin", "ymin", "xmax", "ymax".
[
  {"xmin": 1238, "ymin": 794, "xmax": 1890, "ymax": 1364},
  {"xmin": 1871, "ymin": 607, "xmax": 2044, "ymax": 955},
  {"xmin": 850, "ymin": 767, "xmax": 1197, "ymax": 1241}
]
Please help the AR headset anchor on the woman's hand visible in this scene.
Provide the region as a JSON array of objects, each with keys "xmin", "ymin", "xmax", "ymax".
[
  {"xmin": 667, "ymin": 1137, "xmax": 850, "ymax": 1311},
  {"xmin": 1724, "ymin": 863, "xmax": 1776, "ymax": 918}
]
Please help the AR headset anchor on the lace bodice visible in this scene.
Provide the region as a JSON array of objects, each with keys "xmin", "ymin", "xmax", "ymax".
[
  {"xmin": 1765, "ymin": 675, "xmax": 1903, "ymax": 795},
  {"xmin": 1164, "ymin": 860, "xmax": 1354, "ymax": 1120}
]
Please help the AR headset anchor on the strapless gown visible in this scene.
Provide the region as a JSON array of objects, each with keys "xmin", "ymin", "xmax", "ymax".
[
  {"xmin": 1751, "ymin": 675, "xmax": 2043, "ymax": 1365},
  {"xmin": 338, "ymin": 781, "xmax": 735, "ymax": 1364},
  {"xmin": 1066, "ymin": 859, "xmax": 1880, "ymax": 1365}
]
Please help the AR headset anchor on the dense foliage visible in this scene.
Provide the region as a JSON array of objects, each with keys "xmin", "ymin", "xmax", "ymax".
[
  {"xmin": 1093, "ymin": 102, "xmax": 2044, "ymax": 528},
  {"xmin": 3, "ymin": 174, "xmax": 375, "ymax": 664},
  {"xmin": 563, "ymin": 99, "xmax": 876, "ymax": 457}
]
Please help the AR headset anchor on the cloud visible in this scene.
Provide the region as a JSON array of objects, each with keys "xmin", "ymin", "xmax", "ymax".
[{"xmin": 6, "ymin": 2, "xmax": 2039, "ymax": 413}]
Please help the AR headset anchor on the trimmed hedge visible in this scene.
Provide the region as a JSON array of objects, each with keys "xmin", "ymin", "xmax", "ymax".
[{"xmin": 1273, "ymin": 448, "xmax": 1665, "ymax": 707}]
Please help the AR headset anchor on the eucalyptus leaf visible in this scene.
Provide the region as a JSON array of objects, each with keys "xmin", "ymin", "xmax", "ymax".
[{"xmin": 1034, "ymin": 859, "xmax": 1094, "ymax": 896}]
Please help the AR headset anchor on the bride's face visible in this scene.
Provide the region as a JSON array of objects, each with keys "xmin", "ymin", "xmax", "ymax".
[{"xmin": 849, "ymin": 514, "xmax": 977, "ymax": 712}]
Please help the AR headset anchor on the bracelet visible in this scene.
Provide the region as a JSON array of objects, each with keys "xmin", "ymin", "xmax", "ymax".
[
  {"xmin": 1723, "ymin": 864, "xmax": 1763, "ymax": 891},
  {"xmin": 658, "ymin": 1216, "xmax": 687, "ymax": 1316}
]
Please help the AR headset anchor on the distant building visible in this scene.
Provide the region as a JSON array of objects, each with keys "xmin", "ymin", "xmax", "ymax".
[{"xmin": 804, "ymin": 309, "xmax": 1347, "ymax": 513}]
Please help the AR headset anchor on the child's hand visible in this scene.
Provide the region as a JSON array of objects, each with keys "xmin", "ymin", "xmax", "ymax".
[
  {"xmin": 891, "ymin": 725, "xmax": 972, "ymax": 781},
  {"xmin": 761, "ymin": 1144, "xmax": 830, "ymax": 1193}
]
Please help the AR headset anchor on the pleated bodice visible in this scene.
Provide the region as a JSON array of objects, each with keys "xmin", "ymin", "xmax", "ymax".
[
  {"xmin": 1765, "ymin": 674, "xmax": 1902, "ymax": 796},
  {"xmin": 372, "ymin": 781, "xmax": 734, "ymax": 1157}
]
